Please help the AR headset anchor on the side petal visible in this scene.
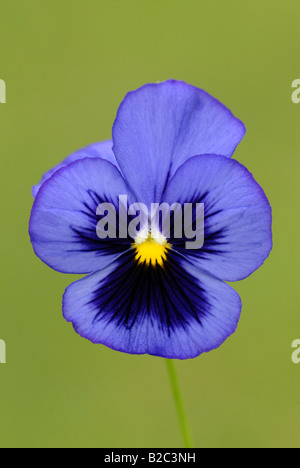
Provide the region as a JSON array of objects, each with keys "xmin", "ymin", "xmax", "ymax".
[
  {"xmin": 112, "ymin": 80, "xmax": 246, "ymax": 205},
  {"xmin": 32, "ymin": 140, "xmax": 118, "ymax": 197},
  {"xmin": 29, "ymin": 158, "xmax": 135, "ymax": 274},
  {"xmin": 63, "ymin": 251, "xmax": 242, "ymax": 359},
  {"xmin": 163, "ymin": 154, "xmax": 272, "ymax": 281}
]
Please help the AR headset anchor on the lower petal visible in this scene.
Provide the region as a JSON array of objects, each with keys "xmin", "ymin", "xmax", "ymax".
[{"xmin": 63, "ymin": 251, "xmax": 242, "ymax": 359}]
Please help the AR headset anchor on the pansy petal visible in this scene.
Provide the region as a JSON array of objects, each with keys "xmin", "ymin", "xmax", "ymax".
[
  {"xmin": 163, "ymin": 154, "xmax": 272, "ymax": 282},
  {"xmin": 112, "ymin": 80, "xmax": 246, "ymax": 205},
  {"xmin": 32, "ymin": 140, "xmax": 118, "ymax": 197},
  {"xmin": 29, "ymin": 158, "xmax": 135, "ymax": 274},
  {"xmin": 63, "ymin": 250, "xmax": 242, "ymax": 359}
]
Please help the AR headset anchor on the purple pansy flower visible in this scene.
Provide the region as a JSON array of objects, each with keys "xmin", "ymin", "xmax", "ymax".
[{"xmin": 29, "ymin": 80, "xmax": 272, "ymax": 359}]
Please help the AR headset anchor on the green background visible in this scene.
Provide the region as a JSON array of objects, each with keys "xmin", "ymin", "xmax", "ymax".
[{"xmin": 0, "ymin": 0, "xmax": 299, "ymax": 448}]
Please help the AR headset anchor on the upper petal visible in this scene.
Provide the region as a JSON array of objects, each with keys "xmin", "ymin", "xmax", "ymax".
[
  {"xmin": 112, "ymin": 80, "xmax": 246, "ymax": 205},
  {"xmin": 162, "ymin": 154, "xmax": 272, "ymax": 282},
  {"xmin": 32, "ymin": 140, "xmax": 118, "ymax": 198},
  {"xmin": 29, "ymin": 157, "xmax": 136, "ymax": 274}
]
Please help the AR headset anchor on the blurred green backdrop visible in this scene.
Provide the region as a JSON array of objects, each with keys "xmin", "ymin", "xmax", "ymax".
[{"xmin": 0, "ymin": 0, "xmax": 299, "ymax": 448}]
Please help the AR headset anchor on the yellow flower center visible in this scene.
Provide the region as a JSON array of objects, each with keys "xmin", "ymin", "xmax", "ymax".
[{"xmin": 134, "ymin": 231, "xmax": 171, "ymax": 267}]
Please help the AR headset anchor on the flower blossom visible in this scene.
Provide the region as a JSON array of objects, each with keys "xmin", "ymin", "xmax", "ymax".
[{"xmin": 29, "ymin": 80, "xmax": 272, "ymax": 359}]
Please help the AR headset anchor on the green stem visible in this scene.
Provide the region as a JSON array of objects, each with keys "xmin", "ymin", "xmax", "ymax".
[{"xmin": 165, "ymin": 359, "xmax": 193, "ymax": 448}]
